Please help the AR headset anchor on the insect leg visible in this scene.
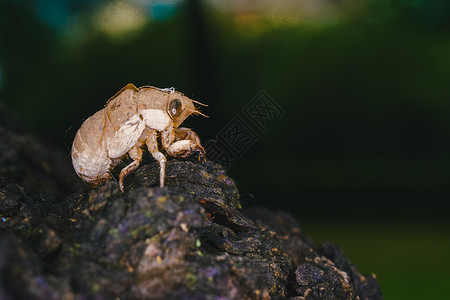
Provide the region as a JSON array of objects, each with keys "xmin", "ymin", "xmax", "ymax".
[
  {"xmin": 160, "ymin": 124, "xmax": 174, "ymax": 150},
  {"xmin": 119, "ymin": 144, "xmax": 143, "ymax": 192},
  {"xmin": 167, "ymin": 128, "xmax": 206, "ymax": 159},
  {"xmin": 146, "ymin": 130, "xmax": 167, "ymax": 187}
]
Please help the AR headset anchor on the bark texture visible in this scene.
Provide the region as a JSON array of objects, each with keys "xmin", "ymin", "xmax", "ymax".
[{"xmin": 0, "ymin": 106, "xmax": 382, "ymax": 299}]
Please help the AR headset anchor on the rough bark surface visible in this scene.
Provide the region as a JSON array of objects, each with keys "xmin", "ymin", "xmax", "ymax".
[{"xmin": 0, "ymin": 106, "xmax": 382, "ymax": 299}]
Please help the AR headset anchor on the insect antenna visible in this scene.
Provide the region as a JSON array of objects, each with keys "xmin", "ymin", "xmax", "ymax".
[
  {"xmin": 191, "ymin": 99, "xmax": 208, "ymax": 107},
  {"xmin": 188, "ymin": 108, "xmax": 209, "ymax": 118}
]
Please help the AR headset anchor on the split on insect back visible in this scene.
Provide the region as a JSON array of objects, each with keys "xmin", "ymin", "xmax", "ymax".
[{"xmin": 71, "ymin": 83, "xmax": 207, "ymax": 192}]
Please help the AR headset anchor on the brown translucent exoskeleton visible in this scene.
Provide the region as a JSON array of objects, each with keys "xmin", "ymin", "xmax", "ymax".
[{"xmin": 71, "ymin": 83, "xmax": 207, "ymax": 192}]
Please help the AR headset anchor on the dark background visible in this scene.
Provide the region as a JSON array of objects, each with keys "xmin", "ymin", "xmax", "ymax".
[{"xmin": 1, "ymin": 0, "xmax": 450, "ymax": 298}]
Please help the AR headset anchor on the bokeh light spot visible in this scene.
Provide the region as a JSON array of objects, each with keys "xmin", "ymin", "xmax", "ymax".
[{"xmin": 94, "ymin": 0, "xmax": 147, "ymax": 37}]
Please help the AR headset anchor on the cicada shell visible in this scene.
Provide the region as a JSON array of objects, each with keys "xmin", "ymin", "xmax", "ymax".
[{"xmin": 71, "ymin": 83, "xmax": 207, "ymax": 191}]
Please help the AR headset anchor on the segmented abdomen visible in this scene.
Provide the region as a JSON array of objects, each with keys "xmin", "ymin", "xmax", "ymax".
[{"xmin": 71, "ymin": 109, "xmax": 113, "ymax": 186}]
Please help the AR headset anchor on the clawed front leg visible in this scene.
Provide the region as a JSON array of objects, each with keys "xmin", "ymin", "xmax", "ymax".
[
  {"xmin": 166, "ymin": 127, "xmax": 206, "ymax": 159},
  {"xmin": 120, "ymin": 127, "xmax": 204, "ymax": 191}
]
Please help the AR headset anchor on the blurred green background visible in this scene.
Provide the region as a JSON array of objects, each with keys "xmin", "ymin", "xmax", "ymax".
[{"xmin": 1, "ymin": 0, "xmax": 450, "ymax": 298}]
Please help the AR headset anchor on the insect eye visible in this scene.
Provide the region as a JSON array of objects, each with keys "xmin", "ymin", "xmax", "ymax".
[{"xmin": 168, "ymin": 99, "xmax": 182, "ymax": 118}]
